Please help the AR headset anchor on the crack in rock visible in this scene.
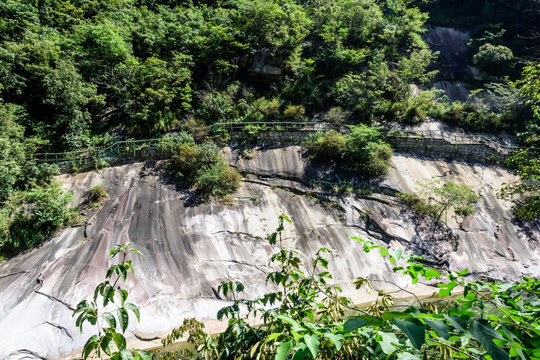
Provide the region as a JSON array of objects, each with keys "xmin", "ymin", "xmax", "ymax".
[
  {"xmin": 34, "ymin": 291, "xmax": 75, "ymax": 311},
  {"xmin": 45, "ymin": 321, "xmax": 73, "ymax": 340},
  {"xmin": 14, "ymin": 349, "xmax": 46, "ymax": 360},
  {"xmin": 198, "ymin": 259, "xmax": 267, "ymax": 273},
  {"xmin": 0, "ymin": 270, "xmax": 28, "ymax": 279},
  {"xmin": 213, "ymin": 230, "xmax": 264, "ymax": 241}
]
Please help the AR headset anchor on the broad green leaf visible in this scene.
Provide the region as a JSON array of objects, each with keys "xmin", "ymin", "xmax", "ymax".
[
  {"xmin": 102, "ymin": 284, "xmax": 114, "ymax": 306},
  {"xmin": 100, "ymin": 334, "xmax": 114, "ymax": 355},
  {"xmin": 343, "ymin": 318, "xmax": 369, "ymax": 334},
  {"xmin": 267, "ymin": 333, "xmax": 282, "ymax": 341},
  {"xmin": 304, "ymin": 334, "xmax": 320, "ymax": 359},
  {"xmin": 119, "ymin": 349, "xmax": 132, "ymax": 360},
  {"xmin": 117, "ymin": 308, "xmax": 129, "ymax": 333},
  {"xmin": 391, "ymin": 318, "xmax": 425, "ymax": 350},
  {"xmin": 134, "ymin": 349, "xmax": 152, "ymax": 360},
  {"xmin": 397, "ymin": 353, "xmax": 422, "ymax": 360},
  {"xmin": 125, "ymin": 303, "xmax": 140, "ymax": 322},
  {"xmin": 118, "ymin": 289, "xmax": 128, "ymax": 306},
  {"xmin": 470, "ymin": 319, "xmax": 509, "ymax": 360},
  {"xmin": 112, "ymin": 332, "xmax": 127, "ymax": 351},
  {"xmin": 438, "ymin": 282, "xmax": 457, "ymax": 297},
  {"xmin": 379, "ymin": 332, "xmax": 399, "ymax": 355},
  {"xmin": 102, "ymin": 312, "xmax": 117, "ymax": 329},
  {"xmin": 423, "ymin": 318, "xmax": 451, "ymax": 340},
  {"xmin": 117, "ymin": 265, "xmax": 127, "ymax": 282},
  {"xmin": 382, "ymin": 312, "xmax": 410, "ymax": 321},
  {"xmin": 269, "ymin": 233, "xmax": 277, "ymax": 245},
  {"xmin": 82, "ymin": 334, "xmax": 99, "ymax": 359},
  {"xmin": 291, "ymin": 343, "xmax": 309, "ymax": 360},
  {"xmin": 323, "ymin": 333, "xmax": 344, "ymax": 351},
  {"xmin": 275, "ymin": 340, "xmax": 294, "ymax": 360},
  {"xmin": 275, "ymin": 314, "xmax": 305, "ymax": 332},
  {"xmin": 458, "ymin": 268, "xmax": 469, "ymax": 276},
  {"xmin": 424, "ymin": 268, "xmax": 441, "ymax": 280}
]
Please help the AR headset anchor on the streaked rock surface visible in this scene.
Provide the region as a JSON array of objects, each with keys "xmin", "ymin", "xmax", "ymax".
[{"xmin": 0, "ymin": 147, "xmax": 538, "ymax": 359}]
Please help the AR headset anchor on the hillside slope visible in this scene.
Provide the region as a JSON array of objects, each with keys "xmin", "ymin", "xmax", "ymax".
[{"xmin": 0, "ymin": 148, "xmax": 538, "ymax": 359}]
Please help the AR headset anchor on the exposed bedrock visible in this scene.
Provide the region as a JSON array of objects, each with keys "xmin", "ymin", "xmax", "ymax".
[{"xmin": 0, "ymin": 146, "xmax": 538, "ymax": 359}]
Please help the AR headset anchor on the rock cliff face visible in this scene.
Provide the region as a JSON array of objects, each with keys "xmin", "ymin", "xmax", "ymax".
[{"xmin": 0, "ymin": 147, "xmax": 539, "ymax": 359}]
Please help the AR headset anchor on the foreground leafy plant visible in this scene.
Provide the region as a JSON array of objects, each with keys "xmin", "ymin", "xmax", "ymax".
[
  {"xmin": 157, "ymin": 215, "xmax": 539, "ymax": 360},
  {"xmin": 73, "ymin": 243, "xmax": 150, "ymax": 360}
]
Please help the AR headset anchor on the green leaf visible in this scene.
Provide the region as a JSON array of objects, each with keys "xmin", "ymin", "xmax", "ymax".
[
  {"xmin": 379, "ymin": 332, "xmax": 399, "ymax": 355},
  {"xmin": 82, "ymin": 334, "xmax": 99, "ymax": 359},
  {"xmin": 424, "ymin": 268, "xmax": 441, "ymax": 280},
  {"xmin": 275, "ymin": 339, "xmax": 294, "ymax": 360},
  {"xmin": 117, "ymin": 308, "xmax": 129, "ymax": 333},
  {"xmin": 343, "ymin": 318, "xmax": 369, "ymax": 334},
  {"xmin": 100, "ymin": 334, "xmax": 114, "ymax": 355},
  {"xmin": 267, "ymin": 333, "xmax": 282, "ymax": 341},
  {"xmin": 102, "ymin": 284, "xmax": 114, "ymax": 306},
  {"xmin": 303, "ymin": 334, "xmax": 320, "ymax": 359},
  {"xmin": 112, "ymin": 332, "xmax": 127, "ymax": 351},
  {"xmin": 382, "ymin": 312, "xmax": 410, "ymax": 321},
  {"xmin": 134, "ymin": 349, "xmax": 152, "ymax": 360},
  {"xmin": 125, "ymin": 303, "xmax": 140, "ymax": 322},
  {"xmin": 445, "ymin": 315, "xmax": 468, "ymax": 332},
  {"xmin": 117, "ymin": 265, "xmax": 127, "ymax": 282},
  {"xmin": 275, "ymin": 314, "xmax": 305, "ymax": 332},
  {"xmin": 470, "ymin": 319, "xmax": 509, "ymax": 360},
  {"xmin": 291, "ymin": 343, "xmax": 310, "ymax": 360},
  {"xmin": 269, "ymin": 232, "xmax": 277, "ymax": 245},
  {"xmin": 391, "ymin": 318, "xmax": 425, "ymax": 350},
  {"xmin": 119, "ymin": 349, "xmax": 132, "ymax": 360},
  {"xmin": 423, "ymin": 318, "xmax": 451, "ymax": 340},
  {"xmin": 397, "ymin": 353, "xmax": 422, "ymax": 360},
  {"xmin": 458, "ymin": 268, "xmax": 469, "ymax": 276},
  {"xmin": 118, "ymin": 289, "xmax": 128, "ymax": 306},
  {"xmin": 323, "ymin": 333, "xmax": 343, "ymax": 351},
  {"xmin": 102, "ymin": 312, "xmax": 117, "ymax": 329}
]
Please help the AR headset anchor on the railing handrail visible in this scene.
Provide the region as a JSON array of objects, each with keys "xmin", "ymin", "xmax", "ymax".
[{"xmin": 32, "ymin": 122, "xmax": 538, "ymax": 168}]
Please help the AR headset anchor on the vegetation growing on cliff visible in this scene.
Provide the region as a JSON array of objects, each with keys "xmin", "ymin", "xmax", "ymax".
[
  {"xmin": 0, "ymin": 0, "xmax": 436, "ymax": 151},
  {"xmin": 151, "ymin": 215, "xmax": 540, "ymax": 360},
  {"xmin": 398, "ymin": 178, "xmax": 480, "ymax": 222},
  {"xmin": 305, "ymin": 125, "xmax": 393, "ymax": 177},
  {"xmin": 158, "ymin": 133, "xmax": 241, "ymax": 198}
]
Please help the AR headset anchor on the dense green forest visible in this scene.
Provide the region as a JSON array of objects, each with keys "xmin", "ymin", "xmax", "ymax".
[
  {"xmin": 0, "ymin": 0, "xmax": 539, "ymax": 254},
  {"xmin": 1, "ymin": 0, "xmax": 537, "ymax": 151}
]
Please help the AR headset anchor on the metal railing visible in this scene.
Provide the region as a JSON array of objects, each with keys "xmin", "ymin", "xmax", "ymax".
[
  {"xmin": 33, "ymin": 122, "xmax": 535, "ymax": 169},
  {"xmin": 385, "ymin": 129, "xmax": 535, "ymax": 155},
  {"xmin": 35, "ymin": 138, "xmax": 161, "ymax": 164}
]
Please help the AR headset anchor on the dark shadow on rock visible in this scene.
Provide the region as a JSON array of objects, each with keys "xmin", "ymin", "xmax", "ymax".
[{"xmin": 398, "ymin": 207, "xmax": 459, "ymax": 269}]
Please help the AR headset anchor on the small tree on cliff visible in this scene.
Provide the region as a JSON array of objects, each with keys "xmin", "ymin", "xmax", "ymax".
[
  {"xmin": 73, "ymin": 243, "xmax": 151, "ymax": 360},
  {"xmin": 399, "ymin": 178, "xmax": 481, "ymax": 223}
]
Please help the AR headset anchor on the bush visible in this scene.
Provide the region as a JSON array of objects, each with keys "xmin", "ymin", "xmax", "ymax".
[
  {"xmin": 165, "ymin": 141, "xmax": 241, "ymax": 198},
  {"xmin": 86, "ymin": 183, "xmax": 107, "ymax": 209},
  {"xmin": 282, "ymin": 104, "xmax": 306, "ymax": 121},
  {"xmin": 195, "ymin": 162, "xmax": 241, "ymax": 198},
  {"xmin": 156, "ymin": 132, "xmax": 195, "ymax": 155},
  {"xmin": 305, "ymin": 125, "xmax": 393, "ymax": 177},
  {"xmin": 324, "ymin": 107, "xmax": 350, "ymax": 124},
  {"xmin": 438, "ymin": 101, "xmax": 502, "ymax": 132},
  {"xmin": 0, "ymin": 182, "xmax": 78, "ymax": 255},
  {"xmin": 473, "ymin": 43, "xmax": 514, "ymax": 73},
  {"xmin": 305, "ymin": 130, "xmax": 347, "ymax": 162}
]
